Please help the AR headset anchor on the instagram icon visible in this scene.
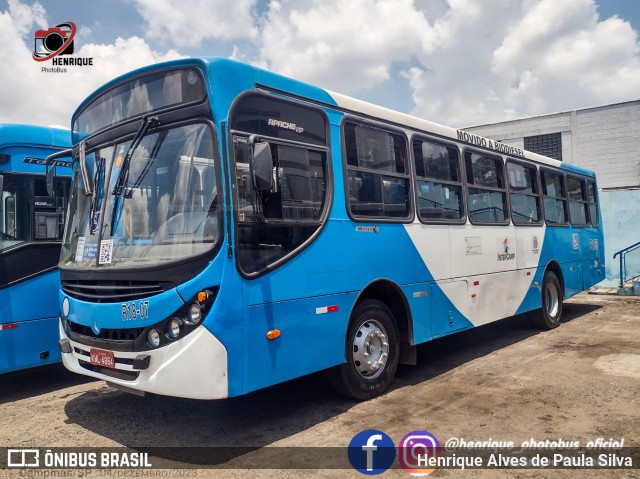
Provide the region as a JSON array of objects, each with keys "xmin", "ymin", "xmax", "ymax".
[{"xmin": 398, "ymin": 430, "xmax": 441, "ymax": 476}]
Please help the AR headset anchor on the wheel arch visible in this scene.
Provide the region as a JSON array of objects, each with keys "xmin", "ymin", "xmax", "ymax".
[
  {"xmin": 544, "ymin": 260, "xmax": 565, "ymax": 299},
  {"xmin": 350, "ymin": 278, "xmax": 416, "ymax": 365}
]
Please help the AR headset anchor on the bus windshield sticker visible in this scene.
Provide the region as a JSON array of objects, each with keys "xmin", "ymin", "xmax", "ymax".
[
  {"xmin": 75, "ymin": 236, "xmax": 86, "ymax": 262},
  {"xmin": 497, "ymin": 237, "xmax": 516, "ymax": 261},
  {"xmin": 83, "ymin": 241, "xmax": 98, "ymax": 260},
  {"xmin": 465, "ymin": 237, "xmax": 482, "ymax": 255},
  {"xmin": 98, "ymin": 239, "xmax": 113, "ymax": 265}
]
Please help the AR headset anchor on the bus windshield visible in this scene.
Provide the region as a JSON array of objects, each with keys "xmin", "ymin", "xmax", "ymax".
[{"xmin": 60, "ymin": 122, "xmax": 219, "ymax": 269}]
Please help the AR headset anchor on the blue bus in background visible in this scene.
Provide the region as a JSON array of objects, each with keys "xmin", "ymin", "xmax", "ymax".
[
  {"xmin": 0, "ymin": 124, "xmax": 71, "ymax": 373},
  {"xmin": 57, "ymin": 59, "xmax": 604, "ymax": 400}
]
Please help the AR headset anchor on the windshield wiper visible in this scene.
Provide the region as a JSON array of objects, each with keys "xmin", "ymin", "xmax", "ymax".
[
  {"xmin": 112, "ymin": 116, "xmax": 159, "ymax": 196},
  {"xmin": 110, "ymin": 116, "xmax": 159, "ymax": 236},
  {"xmin": 78, "ymin": 141, "xmax": 93, "ymax": 196},
  {"xmin": 89, "ymin": 156, "xmax": 105, "ymax": 234},
  {"xmin": 124, "ymin": 129, "xmax": 168, "ymax": 198}
]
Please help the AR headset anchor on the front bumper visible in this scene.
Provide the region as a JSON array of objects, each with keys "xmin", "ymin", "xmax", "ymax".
[{"xmin": 60, "ymin": 320, "xmax": 228, "ymax": 399}]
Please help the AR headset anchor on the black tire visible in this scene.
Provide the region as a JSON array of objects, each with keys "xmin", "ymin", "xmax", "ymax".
[
  {"xmin": 530, "ymin": 271, "xmax": 563, "ymax": 329},
  {"xmin": 326, "ymin": 299, "xmax": 399, "ymax": 400}
]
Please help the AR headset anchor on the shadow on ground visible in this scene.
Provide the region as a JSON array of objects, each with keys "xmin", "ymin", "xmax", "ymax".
[
  {"xmin": 394, "ymin": 302, "xmax": 602, "ymax": 388},
  {"xmin": 0, "ymin": 363, "xmax": 95, "ymax": 405},
  {"xmin": 61, "ymin": 301, "xmax": 601, "ymax": 465}
]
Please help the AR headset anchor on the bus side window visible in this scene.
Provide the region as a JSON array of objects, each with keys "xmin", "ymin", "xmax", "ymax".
[
  {"xmin": 413, "ymin": 138, "xmax": 463, "ymax": 222},
  {"xmin": 0, "ymin": 174, "xmax": 31, "ymax": 246},
  {"xmin": 465, "ymin": 152, "xmax": 508, "ymax": 224},
  {"xmin": 587, "ymin": 179, "xmax": 598, "ymax": 226},
  {"xmin": 541, "ymin": 169, "xmax": 568, "ymax": 225},
  {"xmin": 234, "ymin": 135, "xmax": 329, "ymax": 274},
  {"xmin": 507, "ymin": 161, "xmax": 542, "ymax": 225},
  {"xmin": 4, "ymin": 195, "xmax": 15, "ymax": 237},
  {"xmin": 567, "ymin": 176, "xmax": 588, "ymax": 226},
  {"xmin": 344, "ymin": 123, "xmax": 410, "ymax": 220}
]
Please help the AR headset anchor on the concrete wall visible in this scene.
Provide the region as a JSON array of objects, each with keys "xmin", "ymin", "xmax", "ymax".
[
  {"xmin": 600, "ymin": 189, "xmax": 640, "ymax": 286},
  {"xmin": 573, "ymin": 103, "xmax": 640, "ymax": 189}
]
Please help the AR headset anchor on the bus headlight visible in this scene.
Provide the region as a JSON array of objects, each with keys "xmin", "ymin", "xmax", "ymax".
[
  {"xmin": 188, "ymin": 303, "xmax": 202, "ymax": 325},
  {"xmin": 166, "ymin": 318, "xmax": 181, "ymax": 339},
  {"xmin": 62, "ymin": 297, "xmax": 70, "ymax": 318},
  {"xmin": 133, "ymin": 287, "xmax": 218, "ymax": 352},
  {"xmin": 147, "ymin": 329, "xmax": 161, "ymax": 348}
]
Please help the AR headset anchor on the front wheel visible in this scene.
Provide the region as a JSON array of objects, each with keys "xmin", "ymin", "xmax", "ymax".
[
  {"xmin": 326, "ymin": 300, "xmax": 399, "ymax": 400},
  {"xmin": 530, "ymin": 271, "xmax": 563, "ymax": 329}
]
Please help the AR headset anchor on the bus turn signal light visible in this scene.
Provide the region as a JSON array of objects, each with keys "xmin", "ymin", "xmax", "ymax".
[
  {"xmin": 266, "ymin": 329, "xmax": 281, "ymax": 340},
  {"xmin": 197, "ymin": 291, "xmax": 208, "ymax": 303}
]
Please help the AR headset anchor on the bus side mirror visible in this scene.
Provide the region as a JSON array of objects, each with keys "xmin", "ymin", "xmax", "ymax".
[
  {"xmin": 250, "ymin": 141, "xmax": 274, "ymax": 192},
  {"xmin": 46, "ymin": 166, "xmax": 55, "ymax": 197}
]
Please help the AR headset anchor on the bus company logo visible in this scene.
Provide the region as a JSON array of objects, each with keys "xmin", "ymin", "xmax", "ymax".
[
  {"xmin": 7, "ymin": 449, "xmax": 40, "ymax": 467},
  {"xmin": 398, "ymin": 430, "xmax": 441, "ymax": 476},
  {"xmin": 348, "ymin": 429, "xmax": 396, "ymax": 475},
  {"xmin": 33, "ymin": 21, "xmax": 94, "ymax": 72},
  {"xmin": 267, "ymin": 118, "xmax": 304, "ymax": 134},
  {"xmin": 497, "ymin": 237, "xmax": 515, "ymax": 261}
]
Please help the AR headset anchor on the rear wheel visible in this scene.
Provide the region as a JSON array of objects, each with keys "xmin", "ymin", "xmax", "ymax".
[
  {"xmin": 327, "ymin": 300, "xmax": 399, "ymax": 400},
  {"xmin": 530, "ymin": 271, "xmax": 563, "ymax": 329}
]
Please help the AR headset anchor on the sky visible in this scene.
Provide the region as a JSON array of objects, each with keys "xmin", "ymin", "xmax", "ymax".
[{"xmin": 0, "ymin": 0, "xmax": 639, "ymax": 129}]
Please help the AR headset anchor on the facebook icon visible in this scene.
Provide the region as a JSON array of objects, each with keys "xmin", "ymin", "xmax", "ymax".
[{"xmin": 348, "ymin": 429, "xmax": 395, "ymax": 475}]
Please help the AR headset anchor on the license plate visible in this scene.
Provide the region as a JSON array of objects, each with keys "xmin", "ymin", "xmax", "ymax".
[{"xmin": 90, "ymin": 348, "xmax": 115, "ymax": 369}]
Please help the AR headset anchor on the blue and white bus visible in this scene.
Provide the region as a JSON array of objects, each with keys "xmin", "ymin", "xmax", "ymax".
[
  {"xmin": 57, "ymin": 59, "xmax": 604, "ymax": 400},
  {"xmin": 1, "ymin": 124, "xmax": 71, "ymax": 373}
]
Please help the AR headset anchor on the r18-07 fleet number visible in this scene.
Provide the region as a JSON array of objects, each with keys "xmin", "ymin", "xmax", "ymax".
[{"xmin": 122, "ymin": 301, "xmax": 149, "ymax": 321}]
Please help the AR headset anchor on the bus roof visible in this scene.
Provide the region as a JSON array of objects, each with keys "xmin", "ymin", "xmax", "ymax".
[
  {"xmin": 71, "ymin": 57, "xmax": 596, "ymax": 178},
  {"xmin": 0, "ymin": 124, "xmax": 71, "ymax": 149}
]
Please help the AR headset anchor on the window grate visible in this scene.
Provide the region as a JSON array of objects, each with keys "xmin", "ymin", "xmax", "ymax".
[{"xmin": 524, "ymin": 133, "xmax": 562, "ymax": 161}]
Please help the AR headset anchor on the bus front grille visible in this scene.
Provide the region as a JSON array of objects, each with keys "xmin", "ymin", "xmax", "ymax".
[
  {"xmin": 61, "ymin": 279, "xmax": 168, "ymax": 303},
  {"xmin": 78, "ymin": 360, "xmax": 140, "ymax": 381},
  {"xmin": 68, "ymin": 321, "xmax": 144, "ymax": 351}
]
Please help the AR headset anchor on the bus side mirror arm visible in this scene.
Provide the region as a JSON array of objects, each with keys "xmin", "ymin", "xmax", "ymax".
[
  {"xmin": 45, "ymin": 166, "xmax": 55, "ymax": 198},
  {"xmin": 248, "ymin": 136, "xmax": 274, "ymax": 192},
  {"xmin": 44, "ymin": 148, "xmax": 74, "ymax": 197}
]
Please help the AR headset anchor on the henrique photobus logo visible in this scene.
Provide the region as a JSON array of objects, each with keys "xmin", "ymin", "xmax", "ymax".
[
  {"xmin": 33, "ymin": 21, "xmax": 93, "ymax": 72},
  {"xmin": 348, "ymin": 429, "xmax": 396, "ymax": 475}
]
